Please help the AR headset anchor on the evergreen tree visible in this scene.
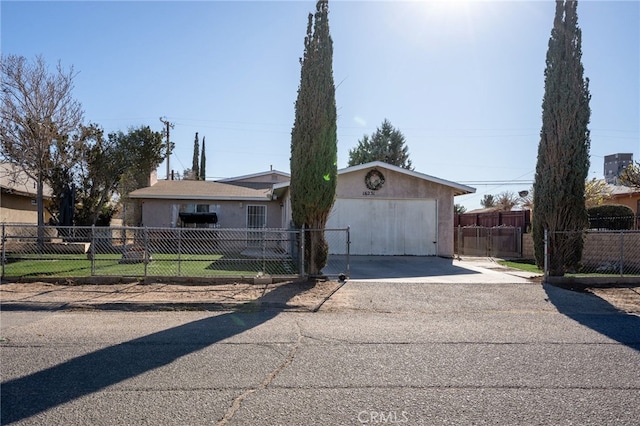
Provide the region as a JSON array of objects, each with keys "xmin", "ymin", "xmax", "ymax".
[
  {"xmin": 200, "ymin": 136, "xmax": 206, "ymax": 181},
  {"xmin": 454, "ymin": 204, "xmax": 467, "ymax": 214},
  {"xmin": 290, "ymin": 0, "xmax": 337, "ymax": 275},
  {"xmin": 533, "ymin": 0, "xmax": 591, "ymax": 276},
  {"xmin": 191, "ymin": 132, "xmax": 200, "ymax": 180},
  {"xmin": 348, "ymin": 119, "xmax": 413, "ymax": 170},
  {"xmin": 480, "ymin": 194, "xmax": 497, "ymax": 209}
]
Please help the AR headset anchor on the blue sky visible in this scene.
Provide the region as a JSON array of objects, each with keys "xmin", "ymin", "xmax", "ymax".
[{"xmin": 2, "ymin": 0, "xmax": 638, "ymax": 210}]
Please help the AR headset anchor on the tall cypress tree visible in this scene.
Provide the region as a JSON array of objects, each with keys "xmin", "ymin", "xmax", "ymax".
[
  {"xmin": 290, "ymin": 0, "xmax": 337, "ymax": 275},
  {"xmin": 191, "ymin": 132, "xmax": 200, "ymax": 180},
  {"xmin": 533, "ymin": 0, "xmax": 591, "ymax": 276},
  {"xmin": 200, "ymin": 136, "xmax": 206, "ymax": 181}
]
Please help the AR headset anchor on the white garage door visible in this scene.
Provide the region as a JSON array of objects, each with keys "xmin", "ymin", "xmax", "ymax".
[{"xmin": 326, "ymin": 199, "xmax": 437, "ymax": 255}]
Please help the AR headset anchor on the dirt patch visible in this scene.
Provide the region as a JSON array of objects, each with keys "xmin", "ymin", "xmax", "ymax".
[
  {"xmin": 0, "ymin": 280, "xmax": 344, "ymax": 312},
  {"xmin": 585, "ymin": 286, "xmax": 640, "ymax": 314}
]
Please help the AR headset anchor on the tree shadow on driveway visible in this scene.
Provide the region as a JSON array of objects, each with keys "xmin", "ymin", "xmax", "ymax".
[
  {"xmin": 337, "ymin": 256, "xmax": 479, "ymax": 280},
  {"xmin": 544, "ymin": 283, "xmax": 640, "ymax": 352},
  {"xmin": 0, "ymin": 281, "xmax": 314, "ymax": 424}
]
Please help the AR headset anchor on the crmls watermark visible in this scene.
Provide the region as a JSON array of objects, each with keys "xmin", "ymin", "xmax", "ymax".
[{"xmin": 357, "ymin": 410, "xmax": 410, "ymax": 424}]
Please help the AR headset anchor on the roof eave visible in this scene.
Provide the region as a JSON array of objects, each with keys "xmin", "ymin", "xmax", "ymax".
[
  {"xmin": 339, "ymin": 161, "xmax": 476, "ymax": 194},
  {"xmin": 127, "ymin": 194, "xmax": 272, "ymax": 201}
]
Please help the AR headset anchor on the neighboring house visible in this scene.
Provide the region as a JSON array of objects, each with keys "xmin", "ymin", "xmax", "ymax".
[
  {"xmin": 127, "ymin": 178, "xmax": 282, "ymax": 229},
  {"xmin": 128, "ymin": 162, "xmax": 475, "ymax": 257},
  {"xmin": 605, "ymin": 183, "xmax": 640, "ymax": 214},
  {"xmin": 603, "ymin": 182, "xmax": 640, "ymax": 228},
  {"xmin": 0, "ymin": 162, "xmax": 53, "ymax": 224},
  {"xmin": 218, "ymin": 169, "xmax": 290, "ymax": 190}
]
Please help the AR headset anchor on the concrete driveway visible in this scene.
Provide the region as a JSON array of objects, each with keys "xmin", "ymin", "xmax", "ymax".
[{"xmin": 342, "ymin": 255, "xmax": 538, "ymax": 283}]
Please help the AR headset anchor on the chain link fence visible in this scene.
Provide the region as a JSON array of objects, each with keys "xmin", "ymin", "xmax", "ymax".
[
  {"xmin": 545, "ymin": 229, "xmax": 640, "ymax": 276},
  {"xmin": 1, "ymin": 224, "xmax": 350, "ymax": 280}
]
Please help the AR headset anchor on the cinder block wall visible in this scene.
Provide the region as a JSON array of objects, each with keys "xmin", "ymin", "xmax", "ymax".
[{"xmin": 521, "ymin": 231, "xmax": 640, "ymax": 270}]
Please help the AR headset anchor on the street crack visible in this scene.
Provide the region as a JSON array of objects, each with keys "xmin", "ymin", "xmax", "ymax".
[{"xmin": 217, "ymin": 321, "xmax": 303, "ymax": 425}]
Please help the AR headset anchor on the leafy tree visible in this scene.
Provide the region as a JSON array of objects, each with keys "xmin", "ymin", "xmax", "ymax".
[
  {"xmin": 0, "ymin": 55, "xmax": 84, "ymax": 235},
  {"xmin": 619, "ymin": 161, "xmax": 640, "ymax": 188},
  {"xmin": 454, "ymin": 204, "xmax": 467, "ymax": 214},
  {"xmin": 117, "ymin": 126, "xmax": 167, "ymax": 225},
  {"xmin": 348, "ymin": 119, "xmax": 413, "ymax": 170},
  {"xmin": 74, "ymin": 124, "xmax": 120, "ymax": 226},
  {"xmin": 46, "ymin": 130, "xmax": 86, "ymax": 224},
  {"xmin": 200, "ymin": 136, "xmax": 206, "ymax": 180},
  {"xmin": 181, "ymin": 169, "xmax": 192, "ymax": 180},
  {"xmin": 480, "ymin": 194, "xmax": 497, "ymax": 209},
  {"xmin": 190, "ymin": 132, "xmax": 200, "ymax": 180},
  {"xmin": 290, "ymin": 0, "xmax": 337, "ymax": 276},
  {"xmin": 533, "ymin": 0, "xmax": 591, "ymax": 276},
  {"xmin": 584, "ymin": 178, "xmax": 612, "ymax": 208},
  {"xmin": 70, "ymin": 124, "xmax": 167, "ymax": 226}
]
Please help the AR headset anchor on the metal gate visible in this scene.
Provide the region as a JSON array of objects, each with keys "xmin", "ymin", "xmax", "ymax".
[{"xmin": 454, "ymin": 226, "xmax": 522, "ymax": 258}]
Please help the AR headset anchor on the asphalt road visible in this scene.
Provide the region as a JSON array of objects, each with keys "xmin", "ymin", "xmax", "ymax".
[{"xmin": 2, "ymin": 275, "xmax": 639, "ymax": 425}]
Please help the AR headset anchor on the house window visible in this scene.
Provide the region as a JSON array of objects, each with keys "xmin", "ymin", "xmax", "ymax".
[
  {"xmin": 247, "ymin": 205, "xmax": 266, "ymax": 228},
  {"xmin": 181, "ymin": 204, "xmax": 217, "ymax": 213},
  {"xmin": 178, "ymin": 204, "xmax": 219, "ymax": 228}
]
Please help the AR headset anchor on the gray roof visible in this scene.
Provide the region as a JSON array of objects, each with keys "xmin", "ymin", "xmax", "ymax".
[
  {"xmin": 605, "ymin": 182, "xmax": 640, "ymax": 197},
  {"xmin": 128, "ymin": 180, "xmax": 272, "ymax": 201},
  {"xmin": 217, "ymin": 169, "xmax": 290, "ymax": 183},
  {"xmin": 0, "ymin": 162, "xmax": 53, "ymax": 198}
]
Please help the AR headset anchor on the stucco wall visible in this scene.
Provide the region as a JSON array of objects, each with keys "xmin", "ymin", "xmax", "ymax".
[
  {"xmin": 609, "ymin": 195, "xmax": 640, "ymax": 214},
  {"xmin": 140, "ymin": 199, "xmax": 282, "ymax": 228},
  {"xmin": 0, "ymin": 192, "xmax": 51, "ymax": 224},
  {"xmin": 522, "ymin": 231, "xmax": 640, "ymax": 270},
  {"xmin": 336, "ymin": 167, "xmax": 457, "ymax": 257}
]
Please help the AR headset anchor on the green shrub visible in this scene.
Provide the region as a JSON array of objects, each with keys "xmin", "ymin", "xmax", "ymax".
[{"xmin": 587, "ymin": 204, "xmax": 635, "ymax": 230}]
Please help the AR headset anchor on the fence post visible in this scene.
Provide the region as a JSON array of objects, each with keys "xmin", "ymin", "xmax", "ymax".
[
  {"xmin": 346, "ymin": 226, "xmax": 351, "ymax": 279},
  {"xmin": 457, "ymin": 225, "xmax": 462, "ymax": 259},
  {"xmin": 544, "ymin": 228, "xmax": 549, "ymax": 280},
  {"xmin": 1, "ymin": 223, "xmax": 5, "ymax": 278},
  {"xmin": 91, "ymin": 225, "xmax": 96, "ymax": 276},
  {"xmin": 144, "ymin": 227, "xmax": 149, "ymax": 278},
  {"xmin": 262, "ymin": 226, "xmax": 267, "ymax": 274},
  {"xmin": 300, "ymin": 225, "xmax": 305, "ymax": 278},
  {"xmin": 619, "ymin": 231, "xmax": 624, "ymax": 277},
  {"xmin": 177, "ymin": 227, "xmax": 182, "ymax": 276}
]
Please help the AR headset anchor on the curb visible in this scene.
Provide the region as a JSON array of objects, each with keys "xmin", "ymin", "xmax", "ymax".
[{"xmin": 0, "ymin": 300, "xmax": 322, "ymax": 313}]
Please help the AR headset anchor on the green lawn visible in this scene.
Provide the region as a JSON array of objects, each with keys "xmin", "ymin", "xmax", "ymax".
[
  {"xmin": 498, "ymin": 259, "xmax": 542, "ymax": 274},
  {"xmin": 2, "ymin": 253, "xmax": 299, "ymax": 278},
  {"xmin": 498, "ymin": 259, "xmax": 639, "ymax": 277}
]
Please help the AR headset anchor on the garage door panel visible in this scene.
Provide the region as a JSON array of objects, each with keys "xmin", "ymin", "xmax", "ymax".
[{"xmin": 326, "ymin": 199, "xmax": 437, "ymax": 256}]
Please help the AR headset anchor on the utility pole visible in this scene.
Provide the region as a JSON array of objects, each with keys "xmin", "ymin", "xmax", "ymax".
[{"xmin": 159, "ymin": 117, "xmax": 174, "ymax": 180}]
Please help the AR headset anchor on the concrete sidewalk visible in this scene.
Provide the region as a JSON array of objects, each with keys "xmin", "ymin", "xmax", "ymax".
[{"xmin": 344, "ymin": 255, "xmax": 542, "ymax": 283}]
